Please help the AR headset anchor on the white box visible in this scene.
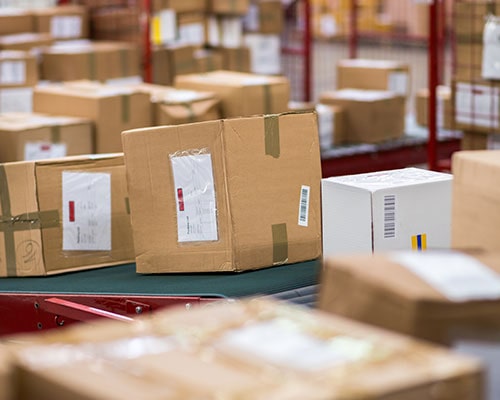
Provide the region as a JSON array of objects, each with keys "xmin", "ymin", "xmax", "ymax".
[
  {"xmin": 321, "ymin": 167, "xmax": 452, "ymax": 257},
  {"xmin": 244, "ymin": 33, "xmax": 281, "ymax": 75}
]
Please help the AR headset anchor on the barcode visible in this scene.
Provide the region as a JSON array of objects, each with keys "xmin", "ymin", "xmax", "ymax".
[
  {"xmin": 298, "ymin": 185, "xmax": 310, "ymax": 227},
  {"xmin": 383, "ymin": 194, "xmax": 396, "ymax": 239}
]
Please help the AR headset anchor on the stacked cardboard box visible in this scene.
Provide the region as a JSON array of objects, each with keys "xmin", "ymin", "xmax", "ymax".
[
  {"xmin": 0, "ymin": 32, "xmax": 53, "ymax": 51},
  {"xmin": 122, "ymin": 112, "xmax": 321, "ymax": 273},
  {"xmin": 33, "ymin": 5, "xmax": 89, "ymax": 40},
  {"xmin": 416, "ymin": 85, "xmax": 453, "ymax": 130},
  {"xmin": 322, "ymin": 168, "xmax": 452, "ymax": 257},
  {"xmin": 0, "ymin": 346, "xmax": 11, "ymax": 400},
  {"xmin": 152, "ymin": 44, "xmax": 198, "ymax": 85},
  {"xmin": 91, "ymin": 7, "xmax": 142, "ymax": 47},
  {"xmin": 0, "ymin": 8, "xmax": 34, "ymax": 35},
  {"xmin": 0, "ymin": 113, "xmax": 93, "ymax": 163},
  {"xmin": 33, "ymin": 82, "xmax": 151, "ymax": 153},
  {"xmin": 175, "ymin": 70, "xmax": 289, "ymax": 118},
  {"xmin": 0, "ymin": 154, "xmax": 134, "ymax": 277},
  {"xmin": 7, "ymin": 298, "xmax": 484, "ymax": 399},
  {"xmin": 193, "ymin": 48, "xmax": 224, "ymax": 72}
]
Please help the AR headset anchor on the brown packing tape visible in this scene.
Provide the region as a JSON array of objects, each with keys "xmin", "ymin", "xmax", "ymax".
[
  {"xmin": 88, "ymin": 52, "xmax": 96, "ymax": 81},
  {"xmin": 121, "ymin": 95, "xmax": 130, "ymax": 123},
  {"xmin": 263, "ymin": 84, "xmax": 271, "ymax": 114},
  {"xmin": 272, "ymin": 223, "xmax": 288, "ymax": 265},
  {"xmin": 119, "ymin": 48, "xmax": 129, "ymax": 77},
  {"xmin": 264, "ymin": 114, "xmax": 280, "ymax": 158},
  {"xmin": 125, "ymin": 197, "xmax": 130, "ymax": 215},
  {"xmin": 50, "ymin": 125, "xmax": 61, "ymax": 143}
]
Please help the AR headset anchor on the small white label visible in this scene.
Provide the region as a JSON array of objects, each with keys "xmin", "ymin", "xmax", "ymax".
[
  {"xmin": 320, "ymin": 14, "xmax": 338, "ymax": 37},
  {"xmin": 218, "ymin": 320, "xmax": 373, "ymax": 372},
  {"xmin": 243, "ymin": 4, "xmax": 259, "ymax": 31},
  {"xmin": 392, "ymin": 251, "xmax": 500, "ymax": 301},
  {"xmin": 62, "ymin": 171, "xmax": 112, "ymax": 251},
  {"xmin": 51, "ymin": 16, "xmax": 82, "ymax": 39},
  {"xmin": 160, "ymin": 9, "xmax": 176, "ymax": 43},
  {"xmin": 24, "ymin": 141, "xmax": 67, "ymax": 161},
  {"xmin": 244, "ymin": 34, "xmax": 281, "ymax": 75},
  {"xmin": 170, "ymin": 153, "xmax": 218, "ymax": 242},
  {"xmin": 0, "ymin": 61, "xmax": 26, "ymax": 85},
  {"xmin": 388, "ymin": 72, "xmax": 408, "ymax": 96},
  {"xmin": 207, "ymin": 16, "xmax": 220, "ymax": 47},
  {"xmin": 221, "ymin": 18, "xmax": 243, "ymax": 48},
  {"xmin": 179, "ymin": 23, "xmax": 205, "ymax": 46},
  {"xmin": 298, "ymin": 185, "xmax": 310, "ymax": 227},
  {"xmin": 316, "ymin": 104, "xmax": 334, "ymax": 149},
  {"xmin": 0, "ymin": 87, "xmax": 33, "ymax": 113},
  {"xmin": 455, "ymin": 82, "xmax": 500, "ymax": 129}
]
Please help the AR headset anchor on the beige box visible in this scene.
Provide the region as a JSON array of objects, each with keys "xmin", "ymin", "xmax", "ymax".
[
  {"xmin": 152, "ymin": 44, "xmax": 197, "ymax": 86},
  {"xmin": 319, "ymin": 251, "xmax": 500, "ymax": 346},
  {"xmin": 129, "ymin": 83, "xmax": 221, "ymax": 126},
  {"xmin": 122, "ymin": 112, "xmax": 322, "ymax": 273},
  {"xmin": 454, "ymin": 1, "xmax": 497, "ymax": 38},
  {"xmin": 0, "ymin": 51, "xmax": 38, "ymax": 88},
  {"xmin": 0, "ymin": 154, "xmax": 134, "ymax": 277},
  {"xmin": 41, "ymin": 41, "xmax": 140, "ymax": 82},
  {"xmin": 0, "ymin": 113, "xmax": 93, "ymax": 163},
  {"xmin": 193, "ymin": 48, "xmax": 224, "ymax": 72},
  {"xmin": 0, "ymin": 33, "xmax": 54, "ymax": 51},
  {"xmin": 33, "ymin": 5, "xmax": 89, "ymax": 40},
  {"xmin": 454, "ymin": 41, "xmax": 483, "ymax": 82},
  {"xmin": 0, "ymin": 346, "xmax": 12, "ymax": 400},
  {"xmin": 175, "ymin": 70, "xmax": 289, "ymax": 118},
  {"xmin": 209, "ymin": 0, "xmax": 249, "ymax": 14},
  {"xmin": 218, "ymin": 46, "xmax": 251, "ymax": 72},
  {"xmin": 0, "ymin": 9, "xmax": 33, "ymax": 36},
  {"xmin": 244, "ymin": 0, "xmax": 283, "ymax": 34},
  {"xmin": 9, "ymin": 298, "xmax": 484, "ymax": 399},
  {"xmin": 416, "ymin": 86, "xmax": 453, "ymax": 130},
  {"xmin": 91, "ymin": 7, "xmax": 142, "ymax": 48},
  {"xmin": 152, "ymin": 0, "xmax": 207, "ymax": 13},
  {"xmin": 337, "ymin": 59, "xmax": 411, "ymax": 97},
  {"xmin": 452, "ymin": 150, "xmax": 500, "ymax": 251},
  {"xmin": 320, "ymin": 89, "xmax": 405, "ymax": 144},
  {"xmin": 34, "ymin": 83, "xmax": 151, "ymax": 154}
]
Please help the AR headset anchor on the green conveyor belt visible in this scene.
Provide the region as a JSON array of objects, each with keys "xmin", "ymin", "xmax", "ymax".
[{"xmin": 0, "ymin": 260, "xmax": 321, "ymax": 298}]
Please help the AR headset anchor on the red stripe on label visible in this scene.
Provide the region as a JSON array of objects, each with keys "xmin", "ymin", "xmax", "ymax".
[
  {"xmin": 177, "ymin": 188, "xmax": 184, "ymax": 212},
  {"xmin": 40, "ymin": 144, "xmax": 51, "ymax": 151},
  {"xmin": 69, "ymin": 201, "xmax": 75, "ymax": 222}
]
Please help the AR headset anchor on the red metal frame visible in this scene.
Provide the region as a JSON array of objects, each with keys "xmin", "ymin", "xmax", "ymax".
[
  {"xmin": 428, "ymin": 0, "xmax": 438, "ymax": 171},
  {"xmin": 0, "ymin": 293, "xmax": 222, "ymax": 337}
]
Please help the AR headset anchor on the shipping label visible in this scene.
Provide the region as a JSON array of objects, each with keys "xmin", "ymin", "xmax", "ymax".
[
  {"xmin": 0, "ymin": 61, "xmax": 26, "ymax": 85},
  {"xmin": 24, "ymin": 141, "xmax": 67, "ymax": 161},
  {"xmin": 51, "ymin": 16, "xmax": 82, "ymax": 39}
]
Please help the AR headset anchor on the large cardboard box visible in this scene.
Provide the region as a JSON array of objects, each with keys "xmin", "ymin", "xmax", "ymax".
[
  {"xmin": 33, "ymin": 5, "xmax": 89, "ymax": 40},
  {"xmin": 92, "ymin": 7, "xmax": 142, "ymax": 48},
  {"xmin": 0, "ymin": 33, "xmax": 54, "ymax": 51},
  {"xmin": 337, "ymin": 59, "xmax": 410, "ymax": 97},
  {"xmin": 322, "ymin": 168, "xmax": 452, "ymax": 258},
  {"xmin": 243, "ymin": 0, "xmax": 284, "ymax": 34},
  {"xmin": 41, "ymin": 41, "xmax": 141, "ymax": 82},
  {"xmin": 175, "ymin": 70, "xmax": 289, "ymax": 118},
  {"xmin": 319, "ymin": 250, "xmax": 500, "ymax": 345},
  {"xmin": 177, "ymin": 12, "xmax": 206, "ymax": 47},
  {"xmin": 122, "ymin": 112, "xmax": 322, "ymax": 273},
  {"xmin": 218, "ymin": 46, "xmax": 251, "ymax": 72},
  {"xmin": 193, "ymin": 48, "xmax": 224, "ymax": 72},
  {"xmin": 0, "ymin": 9, "xmax": 33, "ymax": 36},
  {"xmin": 152, "ymin": 0, "xmax": 207, "ymax": 13},
  {"xmin": 0, "ymin": 154, "xmax": 134, "ymax": 277},
  {"xmin": 128, "ymin": 83, "xmax": 221, "ymax": 125},
  {"xmin": 0, "ymin": 51, "xmax": 38, "ymax": 88},
  {"xmin": 8, "ymin": 298, "xmax": 484, "ymax": 399},
  {"xmin": 33, "ymin": 83, "xmax": 151, "ymax": 153},
  {"xmin": 416, "ymin": 85, "xmax": 453, "ymax": 130},
  {"xmin": 319, "ymin": 89, "xmax": 405, "ymax": 144},
  {"xmin": 0, "ymin": 112, "xmax": 93, "ymax": 163},
  {"xmin": 152, "ymin": 44, "xmax": 197, "ymax": 86},
  {"xmin": 452, "ymin": 150, "xmax": 500, "ymax": 251}
]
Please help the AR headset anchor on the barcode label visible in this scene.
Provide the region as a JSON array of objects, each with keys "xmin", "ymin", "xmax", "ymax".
[
  {"xmin": 298, "ymin": 185, "xmax": 310, "ymax": 227},
  {"xmin": 383, "ymin": 194, "xmax": 396, "ymax": 238}
]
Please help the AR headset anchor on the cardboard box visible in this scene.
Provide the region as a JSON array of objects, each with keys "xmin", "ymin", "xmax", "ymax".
[
  {"xmin": 177, "ymin": 12, "xmax": 206, "ymax": 47},
  {"xmin": 152, "ymin": 44, "xmax": 197, "ymax": 86},
  {"xmin": 209, "ymin": 0, "xmax": 249, "ymax": 15},
  {"xmin": 33, "ymin": 5, "xmax": 89, "ymax": 40},
  {"xmin": 0, "ymin": 51, "xmax": 38, "ymax": 88},
  {"xmin": 244, "ymin": 34, "xmax": 281, "ymax": 75},
  {"xmin": 218, "ymin": 46, "xmax": 251, "ymax": 72},
  {"xmin": 0, "ymin": 87, "xmax": 33, "ymax": 113},
  {"xmin": 321, "ymin": 167, "xmax": 452, "ymax": 257},
  {"xmin": 319, "ymin": 89, "xmax": 405, "ymax": 144},
  {"xmin": 122, "ymin": 112, "xmax": 322, "ymax": 273},
  {"xmin": 8, "ymin": 298, "xmax": 484, "ymax": 399},
  {"xmin": 92, "ymin": 7, "xmax": 142, "ymax": 47},
  {"xmin": 175, "ymin": 70, "xmax": 289, "ymax": 118},
  {"xmin": 287, "ymin": 100, "xmax": 315, "ymax": 113},
  {"xmin": 319, "ymin": 250, "xmax": 500, "ymax": 345},
  {"xmin": 243, "ymin": 0, "xmax": 284, "ymax": 34},
  {"xmin": 0, "ymin": 8, "xmax": 33, "ymax": 36},
  {"xmin": 0, "ymin": 346, "xmax": 12, "ymax": 400},
  {"xmin": 207, "ymin": 16, "xmax": 244, "ymax": 48},
  {"xmin": 41, "ymin": 41, "xmax": 141, "ymax": 83},
  {"xmin": 128, "ymin": 83, "xmax": 221, "ymax": 125},
  {"xmin": 416, "ymin": 85, "xmax": 453, "ymax": 130},
  {"xmin": 337, "ymin": 59, "xmax": 410, "ymax": 97},
  {"xmin": 453, "ymin": 1, "xmax": 497, "ymax": 38},
  {"xmin": 454, "ymin": 41, "xmax": 483, "ymax": 82},
  {"xmin": 452, "ymin": 150, "xmax": 500, "ymax": 251},
  {"xmin": 152, "ymin": 0, "xmax": 207, "ymax": 13},
  {"xmin": 0, "ymin": 112, "xmax": 93, "ymax": 163},
  {"xmin": 0, "ymin": 33, "xmax": 54, "ymax": 51},
  {"xmin": 193, "ymin": 48, "xmax": 224, "ymax": 72},
  {"xmin": 34, "ymin": 82, "xmax": 151, "ymax": 153},
  {"xmin": 315, "ymin": 103, "xmax": 346, "ymax": 149},
  {"xmin": 0, "ymin": 154, "xmax": 134, "ymax": 277}
]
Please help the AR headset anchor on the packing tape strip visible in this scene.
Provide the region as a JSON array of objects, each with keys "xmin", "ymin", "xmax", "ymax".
[
  {"xmin": 121, "ymin": 95, "xmax": 130, "ymax": 124},
  {"xmin": 88, "ymin": 52, "xmax": 96, "ymax": 81},
  {"xmin": 263, "ymin": 84, "xmax": 272, "ymax": 114},
  {"xmin": 264, "ymin": 114, "xmax": 280, "ymax": 158},
  {"xmin": 50, "ymin": 125, "xmax": 61, "ymax": 143},
  {"xmin": 272, "ymin": 223, "xmax": 288, "ymax": 265},
  {"xmin": 119, "ymin": 48, "xmax": 129, "ymax": 77},
  {"xmin": 125, "ymin": 197, "xmax": 130, "ymax": 215}
]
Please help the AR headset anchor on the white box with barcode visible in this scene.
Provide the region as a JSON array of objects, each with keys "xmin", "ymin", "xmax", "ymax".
[{"xmin": 321, "ymin": 167, "xmax": 452, "ymax": 257}]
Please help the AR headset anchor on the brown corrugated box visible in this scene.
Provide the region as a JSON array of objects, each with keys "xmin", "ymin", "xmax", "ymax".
[
  {"xmin": 8, "ymin": 298, "xmax": 484, "ymax": 399},
  {"xmin": 452, "ymin": 150, "xmax": 500, "ymax": 251},
  {"xmin": 319, "ymin": 251, "xmax": 500, "ymax": 346},
  {"xmin": 152, "ymin": 0, "xmax": 207, "ymax": 13},
  {"xmin": 0, "ymin": 9, "xmax": 34, "ymax": 36},
  {"xmin": 152, "ymin": 44, "xmax": 197, "ymax": 86},
  {"xmin": 0, "ymin": 33, "xmax": 54, "ymax": 51},
  {"xmin": 337, "ymin": 59, "xmax": 411, "ymax": 97},
  {"xmin": 177, "ymin": 12, "xmax": 206, "ymax": 47},
  {"xmin": 454, "ymin": 1, "xmax": 497, "ymax": 38},
  {"xmin": 0, "ymin": 112, "xmax": 93, "ymax": 163},
  {"xmin": 33, "ymin": 82, "xmax": 151, "ymax": 153},
  {"xmin": 454, "ymin": 41, "xmax": 483, "ymax": 82},
  {"xmin": 128, "ymin": 82, "xmax": 221, "ymax": 125},
  {"xmin": 175, "ymin": 70, "xmax": 289, "ymax": 118},
  {"xmin": 244, "ymin": 0, "xmax": 283, "ymax": 34},
  {"xmin": 218, "ymin": 46, "xmax": 251, "ymax": 72},
  {"xmin": 416, "ymin": 85, "xmax": 453, "ymax": 130},
  {"xmin": 0, "ymin": 51, "xmax": 38, "ymax": 88},
  {"xmin": 41, "ymin": 41, "xmax": 140, "ymax": 82},
  {"xmin": 320, "ymin": 89, "xmax": 405, "ymax": 144},
  {"xmin": 209, "ymin": 0, "xmax": 249, "ymax": 15},
  {"xmin": 0, "ymin": 154, "xmax": 134, "ymax": 277},
  {"xmin": 193, "ymin": 48, "xmax": 224, "ymax": 72},
  {"xmin": 33, "ymin": 5, "xmax": 89, "ymax": 40},
  {"xmin": 91, "ymin": 7, "xmax": 142, "ymax": 48},
  {"xmin": 122, "ymin": 112, "xmax": 322, "ymax": 273}
]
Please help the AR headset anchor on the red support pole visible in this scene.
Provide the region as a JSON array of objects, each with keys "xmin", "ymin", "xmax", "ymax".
[
  {"xmin": 349, "ymin": 0, "xmax": 358, "ymax": 59},
  {"xmin": 143, "ymin": 0, "xmax": 153, "ymax": 83},
  {"xmin": 303, "ymin": 0, "xmax": 312, "ymax": 101},
  {"xmin": 428, "ymin": 0, "xmax": 438, "ymax": 171}
]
